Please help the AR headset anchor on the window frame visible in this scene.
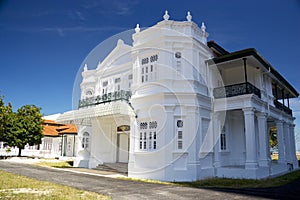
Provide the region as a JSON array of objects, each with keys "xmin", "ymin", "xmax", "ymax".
[
  {"xmin": 220, "ymin": 126, "xmax": 227, "ymax": 151},
  {"xmin": 82, "ymin": 132, "xmax": 90, "ymax": 149},
  {"xmin": 176, "ymin": 119, "xmax": 184, "ymax": 150}
]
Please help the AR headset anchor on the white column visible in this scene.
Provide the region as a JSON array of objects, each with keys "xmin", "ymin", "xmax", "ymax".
[
  {"xmin": 289, "ymin": 124, "xmax": 298, "ymax": 167},
  {"xmin": 283, "ymin": 123, "xmax": 291, "ymax": 163},
  {"xmin": 213, "ymin": 112, "xmax": 221, "ymax": 168},
  {"xmin": 164, "ymin": 106, "xmax": 175, "ymax": 165},
  {"xmin": 276, "ymin": 120, "xmax": 285, "ymax": 163},
  {"xmin": 256, "ymin": 112, "xmax": 269, "ymax": 167},
  {"xmin": 266, "ymin": 124, "xmax": 272, "ymax": 162},
  {"xmin": 243, "ymin": 108, "xmax": 258, "ymax": 169},
  {"xmin": 129, "ymin": 115, "xmax": 137, "ymax": 163}
]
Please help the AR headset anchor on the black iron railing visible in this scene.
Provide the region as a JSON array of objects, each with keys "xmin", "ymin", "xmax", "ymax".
[
  {"xmin": 78, "ymin": 90, "xmax": 131, "ymax": 108},
  {"xmin": 213, "ymin": 82, "xmax": 261, "ymax": 99},
  {"xmin": 273, "ymin": 100, "xmax": 292, "ymax": 116}
]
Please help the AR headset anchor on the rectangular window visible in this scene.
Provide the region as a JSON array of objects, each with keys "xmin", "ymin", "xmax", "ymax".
[
  {"xmin": 139, "ymin": 121, "xmax": 157, "ymax": 151},
  {"xmin": 153, "ymin": 132, "xmax": 157, "ymax": 149},
  {"xmin": 177, "ymin": 131, "xmax": 183, "ymax": 149},
  {"xmin": 139, "ymin": 132, "xmax": 143, "ymax": 150},
  {"xmin": 142, "ymin": 75, "xmax": 144, "ymax": 83},
  {"xmin": 102, "ymin": 81, "xmax": 108, "ymax": 87},
  {"xmin": 85, "ymin": 140, "xmax": 89, "ymax": 148},
  {"xmin": 220, "ymin": 134, "xmax": 226, "ymax": 150},
  {"xmin": 128, "ymin": 74, "xmax": 133, "ymax": 80},
  {"xmin": 176, "ymin": 60, "xmax": 181, "ymax": 73},
  {"xmin": 220, "ymin": 126, "xmax": 226, "ymax": 150},
  {"xmin": 149, "ymin": 132, "xmax": 152, "ymax": 149},
  {"xmin": 143, "ymin": 132, "xmax": 147, "ymax": 149},
  {"xmin": 150, "ymin": 65, "xmax": 153, "ymax": 72},
  {"xmin": 176, "ymin": 119, "xmax": 183, "ymax": 150},
  {"xmin": 115, "ymin": 78, "xmax": 121, "ymax": 83}
]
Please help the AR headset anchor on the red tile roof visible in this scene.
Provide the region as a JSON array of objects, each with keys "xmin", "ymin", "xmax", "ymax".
[{"xmin": 43, "ymin": 120, "xmax": 77, "ymax": 137}]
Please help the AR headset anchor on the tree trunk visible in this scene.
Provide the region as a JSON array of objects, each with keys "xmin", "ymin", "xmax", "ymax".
[{"xmin": 17, "ymin": 147, "xmax": 22, "ymax": 157}]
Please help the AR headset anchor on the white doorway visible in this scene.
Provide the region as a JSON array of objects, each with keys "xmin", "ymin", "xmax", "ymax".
[{"xmin": 116, "ymin": 133, "xmax": 129, "ymax": 163}]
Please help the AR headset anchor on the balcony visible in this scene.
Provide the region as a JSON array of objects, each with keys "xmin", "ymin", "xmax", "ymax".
[
  {"xmin": 79, "ymin": 90, "xmax": 131, "ymax": 109},
  {"xmin": 213, "ymin": 82, "xmax": 261, "ymax": 99},
  {"xmin": 273, "ymin": 100, "xmax": 292, "ymax": 116}
]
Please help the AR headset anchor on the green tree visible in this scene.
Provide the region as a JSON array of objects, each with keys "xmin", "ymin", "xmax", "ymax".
[
  {"xmin": 0, "ymin": 96, "xmax": 13, "ymax": 141},
  {"xmin": 4, "ymin": 105, "xmax": 44, "ymax": 156}
]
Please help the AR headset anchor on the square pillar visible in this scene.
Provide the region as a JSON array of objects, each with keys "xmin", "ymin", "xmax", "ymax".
[
  {"xmin": 289, "ymin": 124, "xmax": 298, "ymax": 168},
  {"xmin": 256, "ymin": 112, "xmax": 269, "ymax": 167},
  {"xmin": 276, "ymin": 120, "xmax": 285, "ymax": 163},
  {"xmin": 283, "ymin": 123, "xmax": 291, "ymax": 163},
  {"xmin": 243, "ymin": 108, "xmax": 258, "ymax": 169},
  {"xmin": 163, "ymin": 106, "xmax": 175, "ymax": 165},
  {"xmin": 213, "ymin": 112, "xmax": 221, "ymax": 168}
]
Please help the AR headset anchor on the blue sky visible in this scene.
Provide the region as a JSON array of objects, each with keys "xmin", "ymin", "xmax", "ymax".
[{"xmin": 0, "ymin": 0, "xmax": 300, "ymax": 146}]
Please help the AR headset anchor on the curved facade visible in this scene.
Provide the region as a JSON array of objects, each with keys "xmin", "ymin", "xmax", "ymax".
[{"xmin": 57, "ymin": 12, "xmax": 299, "ymax": 181}]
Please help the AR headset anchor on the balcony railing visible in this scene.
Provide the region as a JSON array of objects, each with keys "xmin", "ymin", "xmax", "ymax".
[
  {"xmin": 273, "ymin": 100, "xmax": 292, "ymax": 116},
  {"xmin": 78, "ymin": 90, "xmax": 131, "ymax": 109},
  {"xmin": 213, "ymin": 82, "xmax": 261, "ymax": 99}
]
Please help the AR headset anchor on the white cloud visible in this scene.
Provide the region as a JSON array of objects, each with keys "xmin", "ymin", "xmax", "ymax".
[
  {"xmin": 4, "ymin": 26, "xmax": 128, "ymax": 37},
  {"xmin": 83, "ymin": 0, "xmax": 139, "ymax": 16},
  {"xmin": 75, "ymin": 11, "xmax": 86, "ymax": 21}
]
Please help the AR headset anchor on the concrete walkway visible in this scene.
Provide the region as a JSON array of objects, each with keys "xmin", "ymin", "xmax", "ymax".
[{"xmin": 0, "ymin": 160, "xmax": 299, "ymax": 199}]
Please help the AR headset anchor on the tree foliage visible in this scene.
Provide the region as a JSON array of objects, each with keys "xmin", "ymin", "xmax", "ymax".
[
  {"xmin": 0, "ymin": 96, "xmax": 13, "ymax": 141},
  {"xmin": 270, "ymin": 127, "xmax": 278, "ymax": 149},
  {"xmin": 0, "ymin": 96, "xmax": 44, "ymax": 156}
]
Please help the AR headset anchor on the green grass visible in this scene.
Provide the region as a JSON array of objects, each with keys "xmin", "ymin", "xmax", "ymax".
[
  {"xmin": 178, "ymin": 169, "xmax": 300, "ymax": 189},
  {"xmin": 0, "ymin": 170, "xmax": 110, "ymax": 200},
  {"xmin": 35, "ymin": 160, "xmax": 73, "ymax": 168},
  {"xmin": 119, "ymin": 170, "xmax": 300, "ymax": 189},
  {"xmin": 118, "ymin": 177, "xmax": 175, "ymax": 185}
]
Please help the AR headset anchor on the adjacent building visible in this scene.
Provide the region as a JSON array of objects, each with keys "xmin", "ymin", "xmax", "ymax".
[
  {"xmin": 40, "ymin": 119, "xmax": 77, "ymax": 158},
  {"xmin": 0, "ymin": 117, "xmax": 77, "ymax": 158},
  {"xmin": 57, "ymin": 11, "xmax": 299, "ymax": 181}
]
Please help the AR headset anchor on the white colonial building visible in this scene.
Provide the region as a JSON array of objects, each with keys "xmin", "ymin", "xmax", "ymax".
[{"xmin": 57, "ymin": 11, "xmax": 299, "ymax": 181}]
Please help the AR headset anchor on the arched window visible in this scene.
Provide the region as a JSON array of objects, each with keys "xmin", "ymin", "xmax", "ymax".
[
  {"xmin": 82, "ymin": 132, "xmax": 90, "ymax": 149},
  {"xmin": 85, "ymin": 90, "xmax": 93, "ymax": 96}
]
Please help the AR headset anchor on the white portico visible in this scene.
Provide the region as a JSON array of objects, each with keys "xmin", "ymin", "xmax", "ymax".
[
  {"xmin": 209, "ymin": 46, "xmax": 299, "ymax": 178},
  {"xmin": 57, "ymin": 11, "xmax": 299, "ymax": 181}
]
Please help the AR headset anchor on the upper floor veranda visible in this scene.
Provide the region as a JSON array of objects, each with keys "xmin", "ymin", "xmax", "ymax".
[{"xmin": 207, "ymin": 41, "xmax": 299, "ymax": 117}]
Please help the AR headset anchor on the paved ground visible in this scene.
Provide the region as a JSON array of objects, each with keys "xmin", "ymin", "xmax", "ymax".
[{"xmin": 0, "ymin": 161, "xmax": 299, "ymax": 200}]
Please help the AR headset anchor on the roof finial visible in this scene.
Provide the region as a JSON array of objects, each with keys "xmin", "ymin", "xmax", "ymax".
[
  {"xmin": 163, "ymin": 10, "xmax": 170, "ymax": 21},
  {"xmin": 186, "ymin": 11, "xmax": 192, "ymax": 22},
  {"xmin": 135, "ymin": 24, "xmax": 140, "ymax": 33},
  {"xmin": 83, "ymin": 63, "xmax": 88, "ymax": 71},
  {"xmin": 117, "ymin": 39, "xmax": 124, "ymax": 46},
  {"xmin": 201, "ymin": 22, "xmax": 206, "ymax": 32}
]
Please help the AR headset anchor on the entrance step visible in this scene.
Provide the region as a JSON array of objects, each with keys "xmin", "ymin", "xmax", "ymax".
[{"xmin": 94, "ymin": 162, "xmax": 128, "ymax": 174}]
